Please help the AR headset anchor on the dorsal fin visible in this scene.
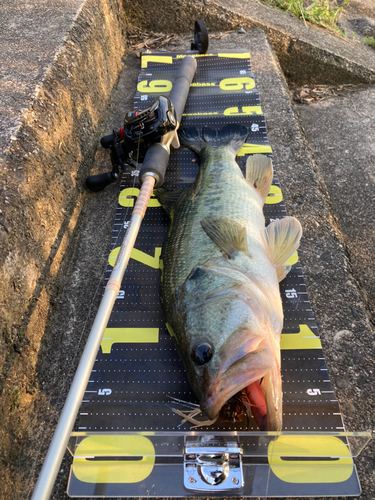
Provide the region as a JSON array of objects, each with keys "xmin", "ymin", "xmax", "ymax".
[
  {"xmin": 201, "ymin": 217, "xmax": 248, "ymax": 258},
  {"xmin": 246, "ymin": 154, "xmax": 273, "ymax": 203},
  {"xmin": 155, "ymin": 188, "xmax": 185, "ymax": 214},
  {"xmin": 179, "ymin": 124, "xmax": 248, "ymax": 155},
  {"xmin": 265, "ymin": 216, "xmax": 302, "ymax": 281}
]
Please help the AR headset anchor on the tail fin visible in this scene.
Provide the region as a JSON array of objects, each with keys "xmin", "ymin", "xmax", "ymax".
[{"xmin": 179, "ymin": 124, "xmax": 248, "ymax": 155}]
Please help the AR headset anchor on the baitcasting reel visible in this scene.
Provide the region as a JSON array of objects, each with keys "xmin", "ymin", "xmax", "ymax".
[
  {"xmin": 86, "ymin": 19, "xmax": 208, "ymax": 192},
  {"xmin": 86, "ymin": 95, "xmax": 177, "ymax": 192}
]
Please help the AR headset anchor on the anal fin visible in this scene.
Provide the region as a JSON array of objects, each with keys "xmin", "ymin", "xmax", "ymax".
[
  {"xmin": 265, "ymin": 216, "xmax": 302, "ymax": 281},
  {"xmin": 246, "ymin": 154, "xmax": 273, "ymax": 203}
]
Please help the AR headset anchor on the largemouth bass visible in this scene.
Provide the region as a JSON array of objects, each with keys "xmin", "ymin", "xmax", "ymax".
[{"xmin": 158, "ymin": 124, "xmax": 302, "ymax": 431}]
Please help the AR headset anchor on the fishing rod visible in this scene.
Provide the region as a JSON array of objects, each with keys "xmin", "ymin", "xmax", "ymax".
[{"xmin": 31, "ymin": 53, "xmax": 197, "ymax": 500}]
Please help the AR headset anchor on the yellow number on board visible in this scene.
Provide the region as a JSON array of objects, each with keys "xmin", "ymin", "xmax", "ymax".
[
  {"xmin": 219, "ymin": 77, "xmax": 255, "ymax": 91},
  {"xmin": 265, "ymin": 185, "xmax": 283, "ymax": 204},
  {"xmin": 224, "ymin": 106, "xmax": 262, "ymax": 116},
  {"xmin": 141, "ymin": 55, "xmax": 172, "ymax": 68},
  {"xmin": 119, "ymin": 188, "xmax": 161, "ymax": 208},
  {"xmin": 137, "ymin": 80, "xmax": 173, "ymax": 93},
  {"xmin": 108, "ymin": 247, "xmax": 162, "ymax": 268}
]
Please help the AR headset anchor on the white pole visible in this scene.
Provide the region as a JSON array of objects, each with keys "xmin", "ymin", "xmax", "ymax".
[{"xmin": 31, "ymin": 176, "xmax": 155, "ymax": 500}]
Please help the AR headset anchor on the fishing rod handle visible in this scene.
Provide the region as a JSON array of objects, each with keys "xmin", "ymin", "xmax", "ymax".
[
  {"xmin": 139, "ymin": 56, "xmax": 197, "ymax": 187},
  {"xmin": 169, "ymin": 55, "xmax": 197, "ymax": 124},
  {"xmin": 132, "ymin": 175, "xmax": 156, "ymax": 219},
  {"xmin": 86, "ymin": 171, "xmax": 118, "ymax": 192}
]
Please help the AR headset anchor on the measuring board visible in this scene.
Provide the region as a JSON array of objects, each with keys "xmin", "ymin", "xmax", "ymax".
[{"xmin": 67, "ymin": 50, "xmax": 362, "ymax": 497}]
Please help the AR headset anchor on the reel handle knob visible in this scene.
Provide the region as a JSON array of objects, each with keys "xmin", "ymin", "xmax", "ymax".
[
  {"xmin": 100, "ymin": 134, "xmax": 115, "ymax": 149},
  {"xmin": 86, "ymin": 171, "xmax": 118, "ymax": 192}
]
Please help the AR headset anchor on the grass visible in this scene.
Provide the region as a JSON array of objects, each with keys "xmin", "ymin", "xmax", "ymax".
[
  {"xmin": 8, "ymin": 386, "xmax": 20, "ymax": 412},
  {"xmin": 362, "ymin": 36, "xmax": 375, "ymax": 49},
  {"xmin": 264, "ymin": 0, "xmax": 350, "ymax": 35}
]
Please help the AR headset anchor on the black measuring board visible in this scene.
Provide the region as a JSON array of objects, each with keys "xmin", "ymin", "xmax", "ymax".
[{"xmin": 68, "ymin": 50, "xmax": 360, "ymax": 497}]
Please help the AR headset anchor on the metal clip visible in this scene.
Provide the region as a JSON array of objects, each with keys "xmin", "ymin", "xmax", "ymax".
[{"xmin": 184, "ymin": 441, "xmax": 243, "ymax": 492}]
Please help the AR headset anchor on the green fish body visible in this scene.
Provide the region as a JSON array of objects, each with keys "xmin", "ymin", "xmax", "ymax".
[{"xmin": 158, "ymin": 125, "xmax": 302, "ymax": 431}]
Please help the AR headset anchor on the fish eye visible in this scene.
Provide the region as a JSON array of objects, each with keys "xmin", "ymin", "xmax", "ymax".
[
  {"xmin": 189, "ymin": 267, "xmax": 205, "ymax": 280},
  {"xmin": 191, "ymin": 342, "xmax": 213, "ymax": 366}
]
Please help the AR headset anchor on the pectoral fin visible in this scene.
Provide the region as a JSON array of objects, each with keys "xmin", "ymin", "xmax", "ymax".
[
  {"xmin": 265, "ymin": 216, "xmax": 302, "ymax": 281},
  {"xmin": 201, "ymin": 217, "xmax": 248, "ymax": 258}
]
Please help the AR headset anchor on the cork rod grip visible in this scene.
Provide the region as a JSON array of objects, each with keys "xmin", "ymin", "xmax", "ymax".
[{"xmin": 132, "ymin": 175, "xmax": 156, "ymax": 218}]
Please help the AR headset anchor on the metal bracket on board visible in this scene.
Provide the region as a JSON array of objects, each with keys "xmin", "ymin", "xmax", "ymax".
[{"xmin": 184, "ymin": 440, "xmax": 243, "ymax": 492}]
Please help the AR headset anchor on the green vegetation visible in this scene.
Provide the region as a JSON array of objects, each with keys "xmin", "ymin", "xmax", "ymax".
[
  {"xmin": 362, "ymin": 36, "xmax": 375, "ymax": 49},
  {"xmin": 264, "ymin": 0, "xmax": 350, "ymax": 35},
  {"xmin": 8, "ymin": 386, "xmax": 20, "ymax": 412}
]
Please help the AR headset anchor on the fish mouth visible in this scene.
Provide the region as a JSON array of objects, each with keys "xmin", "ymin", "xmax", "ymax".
[{"xmin": 200, "ymin": 346, "xmax": 275, "ymax": 420}]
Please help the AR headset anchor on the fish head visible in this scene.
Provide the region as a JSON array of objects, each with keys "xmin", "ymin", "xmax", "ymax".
[{"xmin": 176, "ymin": 257, "xmax": 283, "ymax": 429}]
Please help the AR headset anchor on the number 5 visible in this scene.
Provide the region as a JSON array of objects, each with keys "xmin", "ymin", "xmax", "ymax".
[
  {"xmin": 307, "ymin": 388, "xmax": 321, "ymax": 396},
  {"xmin": 98, "ymin": 388, "xmax": 112, "ymax": 396}
]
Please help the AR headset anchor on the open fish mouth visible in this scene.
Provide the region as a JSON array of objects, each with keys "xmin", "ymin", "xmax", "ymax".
[{"xmin": 200, "ymin": 346, "xmax": 275, "ymax": 420}]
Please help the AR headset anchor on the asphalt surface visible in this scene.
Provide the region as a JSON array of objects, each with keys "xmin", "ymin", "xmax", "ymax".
[{"xmin": 0, "ymin": 0, "xmax": 374, "ymax": 499}]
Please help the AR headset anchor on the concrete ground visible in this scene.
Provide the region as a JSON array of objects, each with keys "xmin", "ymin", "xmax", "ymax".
[
  {"xmin": 0, "ymin": 0, "xmax": 85, "ymax": 159},
  {"xmin": 295, "ymin": 85, "xmax": 375, "ymax": 320},
  {"xmin": 0, "ymin": 0, "xmax": 374, "ymax": 499}
]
